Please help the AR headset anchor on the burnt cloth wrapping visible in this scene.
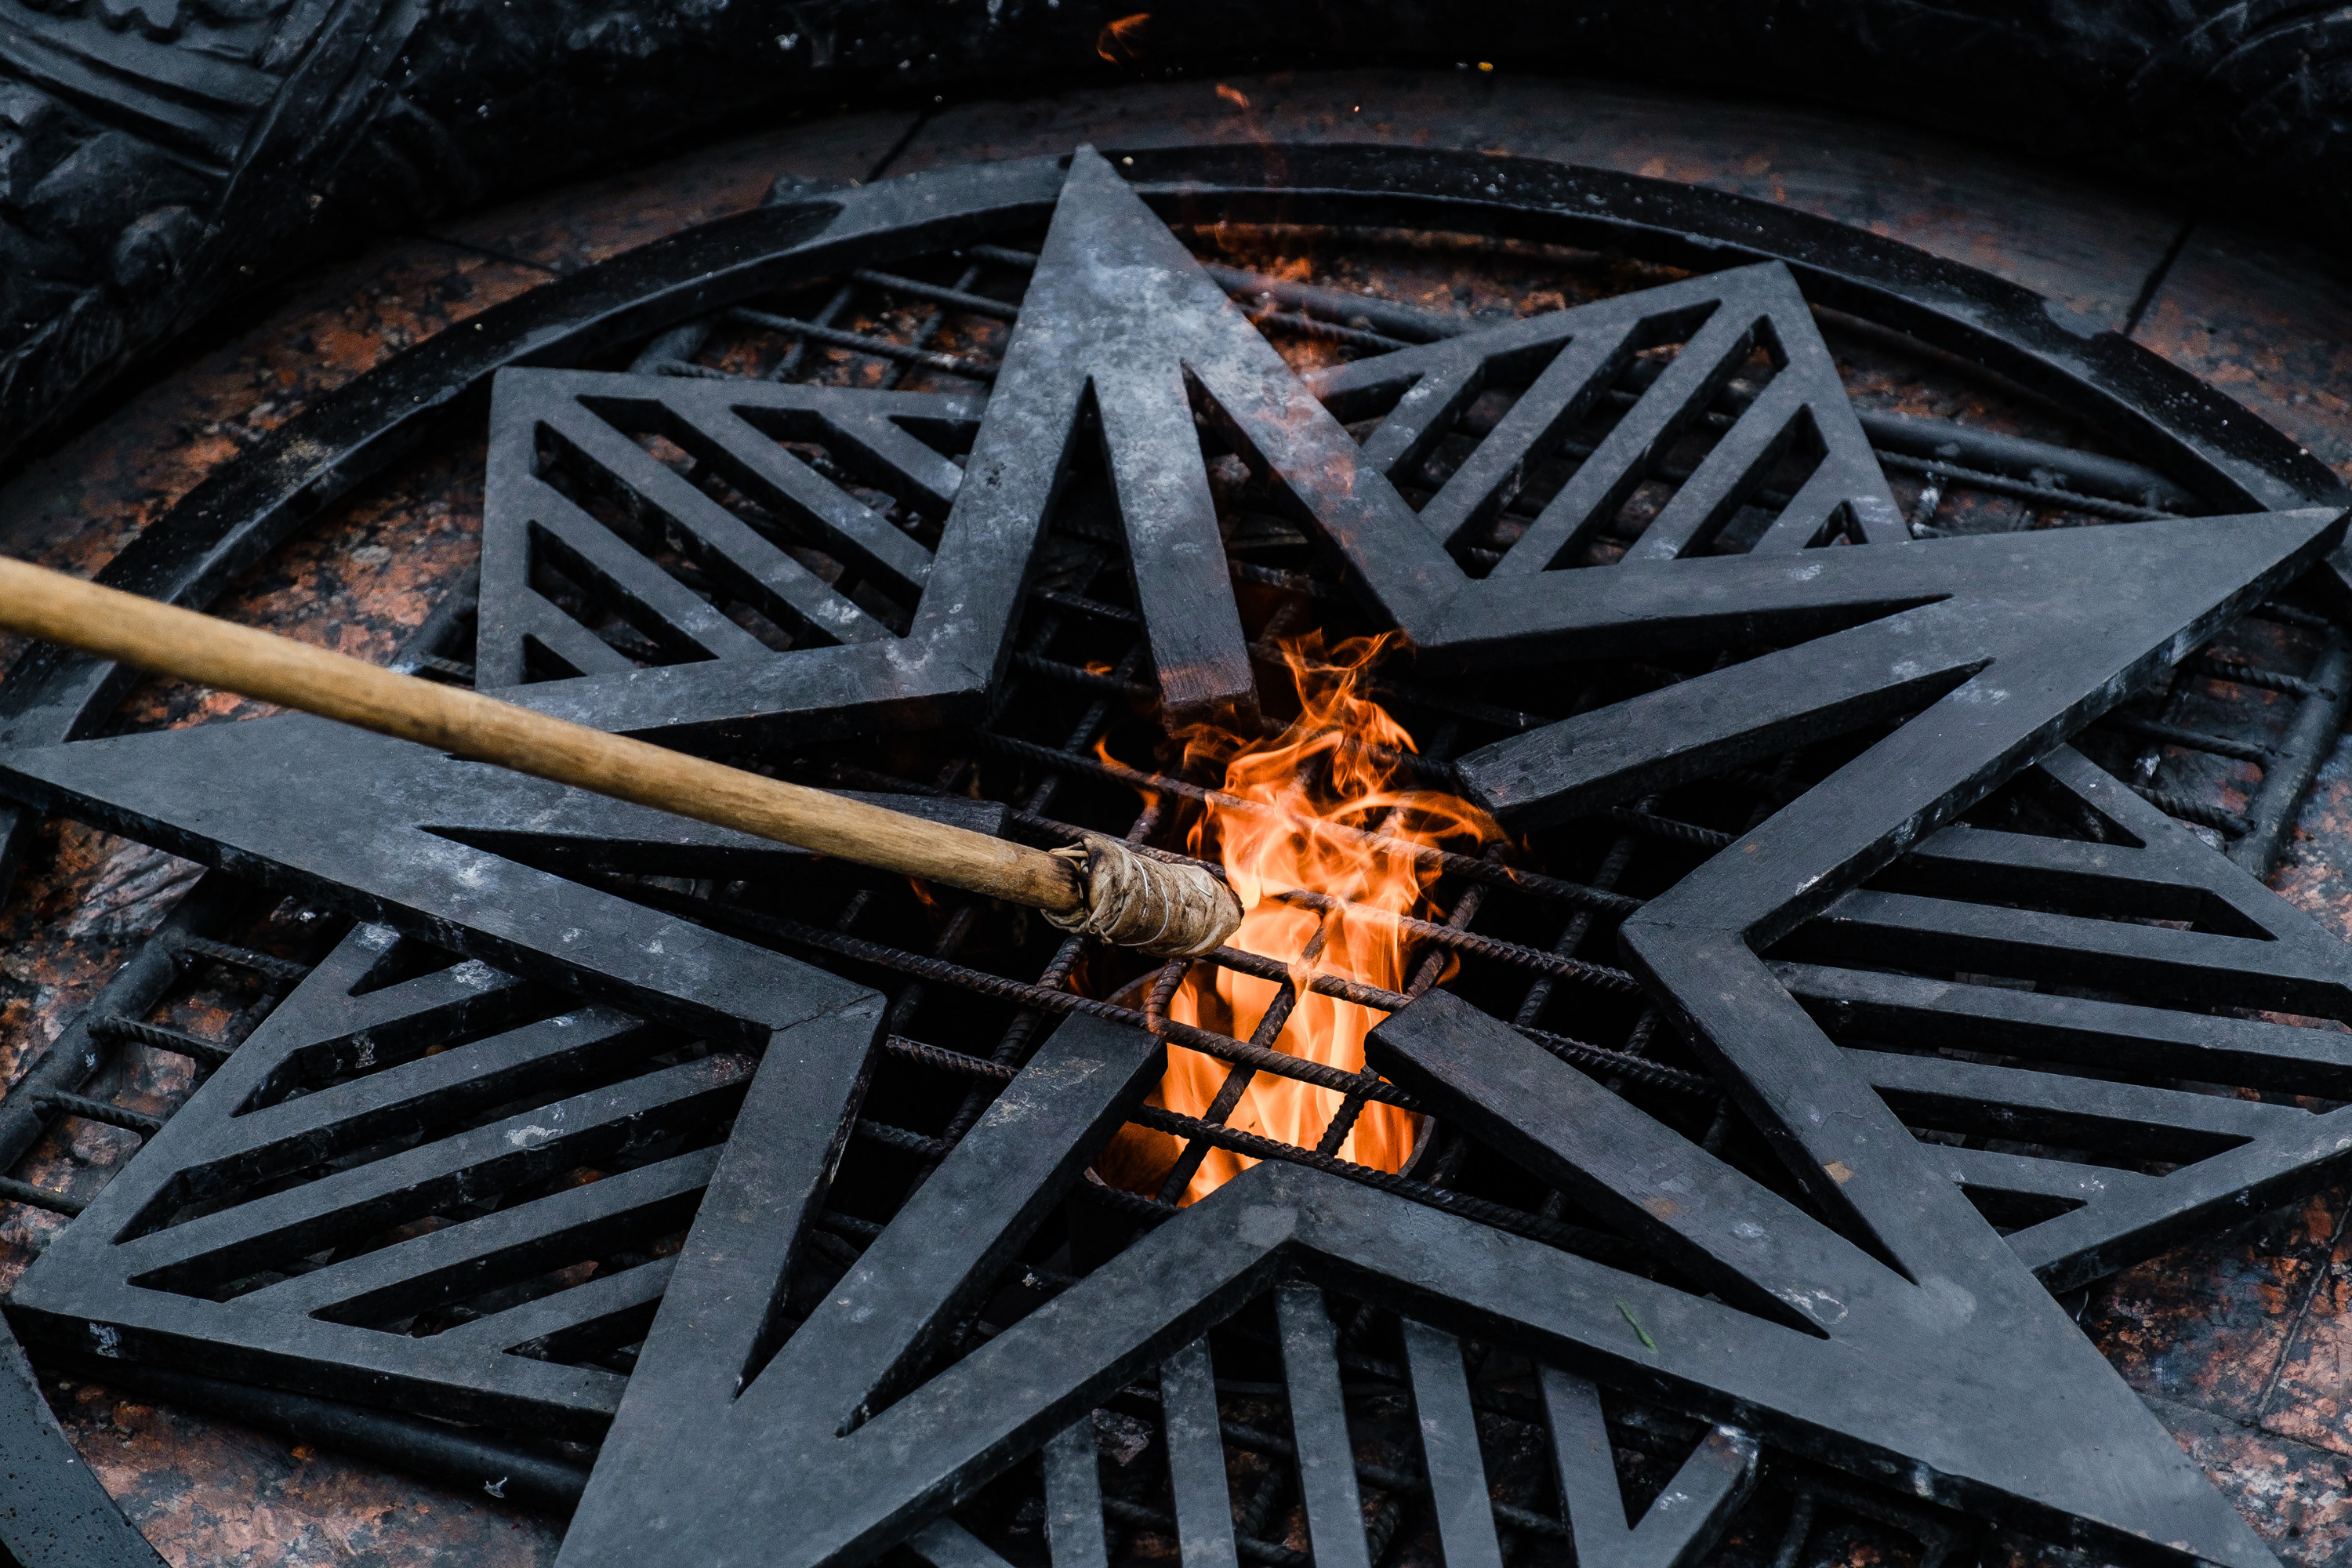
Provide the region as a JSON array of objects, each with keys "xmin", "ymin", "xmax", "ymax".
[{"xmin": 1044, "ymin": 833, "xmax": 1243, "ymax": 958}]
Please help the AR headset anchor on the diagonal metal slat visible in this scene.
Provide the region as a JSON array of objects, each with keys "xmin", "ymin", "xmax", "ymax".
[
  {"xmin": 1853, "ymin": 1047, "xmax": 2300, "ymax": 1149},
  {"xmin": 155, "ymin": 1009, "xmax": 655, "ymax": 1213},
  {"xmin": 1274, "ymin": 1283, "xmax": 1371, "ymax": 1568},
  {"xmin": 503, "ymin": 590, "xmax": 640, "ymax": 683},
  {"xmin": 1042, "ymin": 1417, "xmax": 1112, "ymax": 1568},
  {"xmin": 694, "ymin": 402, "xmax": 937, "ymax": 597},
  {"xmin": 235, "ymin": 950, "xmax": 543, "ymax": 1105},
  {"xmin": 1805, "ymin": 889, "xmax": 2352, "ymax": 1015},
  {"xmin": 1891, "ymin": 825, "xmax": 2278, "ymax": 927},
  {"xmin": 110, "ymin": 1054, "xmax": 750, "ymax": 1292},
  {"xmin": 1922, "ymin": 1144, "xmax": 2161, "ymax": 1207},
  {"xmin": 432, "ymin": 1253, "xmax": 677, "ymax": 1356},
  {"xmin": 542, "ymin": 400, "xmax": 895, "ymax": 644},
  {"xmin": 1352, "ymin": 356, "xmax": 1486, "ymax": 482},
  {"xmin": 1622, "ymin": 368, "xmax": 1828, "ymax": 561},
  {"xmin": 1495, "ymin": 301, "xmax": 1761, "ymax": 575},
  {"xmin": 1540, "ymin": 1367, "xmax": 1757, "ymax": 1568},
  {"xmin": 1778, "ymin": 960, "xmax": 2352, "ymax": 1097},
  {"xmin": 801, "ymin": 400, "xmax": 975, "ymax": 514},
  {"xmin": 236, "ymin": 1146, "xmax": 719, "ymax": 1318},
  {"xmin": 1160, "ymin": 1336, "xmax": 1240, "ymax": 1568},
  {"xmin": 907, "ymin": 1520, "xmax": 1021, "ymax": 1568},
  {"xmin": 1416, "ymin": 320, "xmax": 1641, "ymax": 551},
  {"xmin": 524, "ymin": 482, "xmax": 778, "ymax": 661},
  {"xmin": 1399, "ymin": 1319, "xmax": 1504, "ymax": 1568}
]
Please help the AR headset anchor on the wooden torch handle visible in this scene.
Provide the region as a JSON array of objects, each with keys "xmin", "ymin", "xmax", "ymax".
[{"xmin": 0, "ymin": 556, "xmax": 1088, "ymax": 920}]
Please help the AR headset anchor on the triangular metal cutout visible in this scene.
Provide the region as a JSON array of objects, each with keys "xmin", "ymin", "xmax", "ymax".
[
  {"xmin": 1309, "ymin": 260, "xmax": 1907, "ymax": 570},
  {"xmin": 0, "ymin": 739, "xmax": 1033, "ymax": 1436},
  {"xmin": 476, "ymin": 375, "xmax": 980, "ymax": 691},
  {"xmin": 1014, "ymin": 1287, "xmax": 1756, "ymax": 1568},
  {"xmin": 454, "ymin": 368, "xmax": 1027, "ymax": 747},
  {"xmin": 1782, "ymin": 742, "xmax": 2352, "ymax": 1290},
  {"xmin": 979, "ymin": 1298, "xmax": 1756, "ymax": 1568},
  {"xmin": 1542, "ymin": 1370, "xmax": 1759, "ymax": 1568},
  {"xmin": 1446, "ymin": 508, "xmax": 2339, "ymax": 1283},
  {"xmin": 0, "ymin": 739, "xmax": 915, "ymax": 1426}
]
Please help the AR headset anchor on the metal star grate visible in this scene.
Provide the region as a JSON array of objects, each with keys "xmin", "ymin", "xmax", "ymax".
[{"xmin": 0, "ymin": 144, "xmax": 2347, "ymax": 1568}]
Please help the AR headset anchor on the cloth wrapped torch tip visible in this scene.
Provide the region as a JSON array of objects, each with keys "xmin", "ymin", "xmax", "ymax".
[{"xmin": 1041, "ymin": 833, "xmax": 1245, "ymax": 960}]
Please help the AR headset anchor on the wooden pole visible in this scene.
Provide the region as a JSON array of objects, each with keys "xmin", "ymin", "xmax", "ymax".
[{"xmin": 0, "ymin": 556, "xmax": 1090, "ymax": 918}]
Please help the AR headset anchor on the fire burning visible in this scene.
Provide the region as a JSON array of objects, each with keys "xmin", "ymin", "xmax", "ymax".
[
  {"xmin": 1095, "ymin": 12, "xmax": 1149, "ymax": 63},
  {"xmin": 1105, "ymin": 632, "xmax": 1500, "ymax": 1203}
]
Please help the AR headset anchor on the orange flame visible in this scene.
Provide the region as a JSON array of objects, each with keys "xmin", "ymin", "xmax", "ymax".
[
  {"xmin": 1107, "ymin": 632, "xmax": 1501, "ymax": 1203},
  {"xmin": 1096, "ymin": 12, "xmax": 1149, "ymax": 62}
]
